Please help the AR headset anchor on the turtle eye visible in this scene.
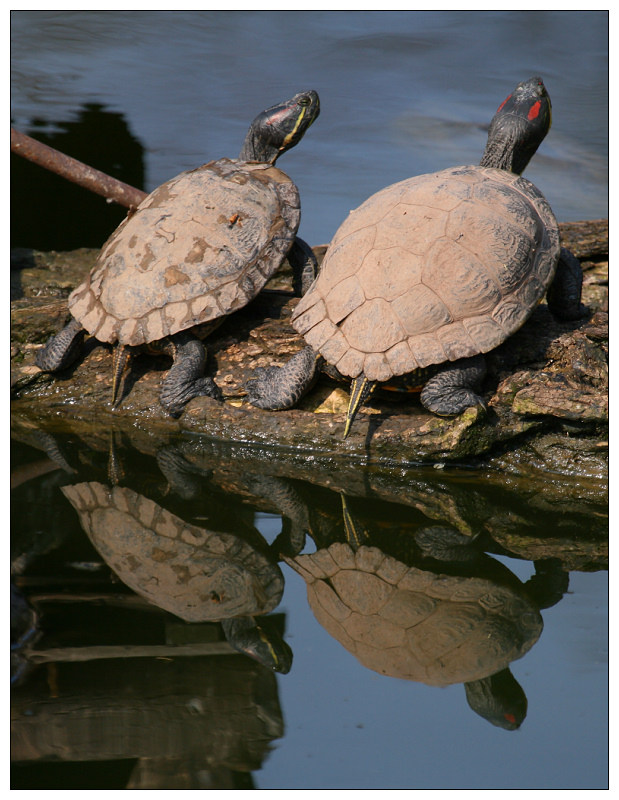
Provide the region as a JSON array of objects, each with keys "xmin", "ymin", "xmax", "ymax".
[{"xmin": 298, "ymin": 97, "xmax": 311, "ymax": 107}]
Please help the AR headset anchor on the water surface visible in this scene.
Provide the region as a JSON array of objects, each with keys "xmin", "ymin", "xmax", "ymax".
[{"xmin": 11, "ymin": 10, "xmax": 608, "ymax": 250}]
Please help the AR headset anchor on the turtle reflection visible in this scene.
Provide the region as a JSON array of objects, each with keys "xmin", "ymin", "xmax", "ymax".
[
  {"xmin": 266, "ymin": 481, "xmax": 556, "ymax": 730},
  {"xmin": 61, "ymin": 481, "xmax": 292, "ymax": 673}
]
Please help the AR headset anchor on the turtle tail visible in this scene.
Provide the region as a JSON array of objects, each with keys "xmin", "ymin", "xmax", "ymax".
[
  {"xmin": 111, "ymin": 345, "xmax": 131, "ymax": 409},
  {"xmin": 340, "ymin": 493, "xmax": 370, "ymax": 548},
  {"xmin": 343, "ymin": 375, "xmax": 376, "ymax": 439}
]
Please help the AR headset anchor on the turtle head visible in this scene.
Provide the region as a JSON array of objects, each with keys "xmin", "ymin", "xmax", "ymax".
[
  {"xmin": 464, "ymin": 669, "xmax": 528, "ymax": 730},
  {"xmin": 480, "ymin": 77, "xmax": 552, "ymax": 176},
  {"xmin": 221, "ymin": 615, "xmax": 293, "ymax": 674},
  {"xmin": 239, "ymin": 90, "xmax": 320, "ymax": 164}
]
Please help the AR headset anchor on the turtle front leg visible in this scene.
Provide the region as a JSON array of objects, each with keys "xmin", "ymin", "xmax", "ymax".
[
  {"xmin": 35, "ymin": 318, "xmax": 85, "ymax": 372},
  {"xmin": 245, "ymin": 345, "xmax": 323, "ymax": 410},
  {"xmin": 288, "ymin": 236, "xmax": 319, "ymax": 296},
  {"xmin": 158, "ymin": 331, "xmax": 222, "ymax": 417},
  {"xmin": 420, "ymin": 355, "xmax": 487, "ymax": 416},
  {"xmin": 546, "ymin": 247, "xmax": 588, "ymax": 320}
]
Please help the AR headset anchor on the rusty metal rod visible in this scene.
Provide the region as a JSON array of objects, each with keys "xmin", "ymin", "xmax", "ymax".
[{"xmin": 11, "ymin": 127, "xmax": 148, "ymax": 209}]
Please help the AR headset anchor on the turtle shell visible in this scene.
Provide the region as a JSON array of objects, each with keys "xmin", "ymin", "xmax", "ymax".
[
  {"xmin": 68, "ymin": 158, "xmax": 300, "ymax": 347},
  {"xmin": 292, "ymin": 165, "xmax": 560, "ymax": 382},
  {"xmin": 62, "ymin": 482, "xmax": 284, "ymax": 622},
  {"xmin": 284, "ymin": 542, "xmax": 542, "ymax": 686}
]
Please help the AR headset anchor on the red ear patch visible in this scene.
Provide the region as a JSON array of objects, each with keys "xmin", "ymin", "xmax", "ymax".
[
  {"xmin": 504, "ymin": 713, "xmax": 517, "ymax": 723},
  {"xmin": 528, "ymin": 100, "xmax": 542, "ymax": 120},
  {"xmin": 497, "ymin": 94, "xmax": 511, "ymax": 112}
]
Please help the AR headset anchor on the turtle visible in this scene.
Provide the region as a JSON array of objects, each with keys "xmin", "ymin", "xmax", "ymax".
[
  {"xmin": 245, "ymin": 77, "xmax": 586, "ymax": 437},
  {"xmin": 36, "ymin": 89, "xmax": 320, "ymax": 416},
  {"xmin": 61, "ymin": 481, "xmax": 293, "ymax": 673},
  {"xmin": 282, "ymin": 496, "xmax": 543, "ymax": 729}
]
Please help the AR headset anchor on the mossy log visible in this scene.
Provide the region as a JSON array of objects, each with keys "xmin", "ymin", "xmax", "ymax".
[{"xmin": 11, "ymin": 220, "xmax": 608, "ymax": 480}]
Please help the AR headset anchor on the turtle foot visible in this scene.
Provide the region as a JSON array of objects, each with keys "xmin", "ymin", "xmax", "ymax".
[
  {"xmin": 420, "ymin": 355, "xmax": 487, "ymax": 416},
  {"xmin": 160, "ymin": 376, "xmax": 223, "ymax": 417},
  {"xmin": 422, "ymin": 389, "xmax": 488, "ymax": 417},
  {"xmin": 245, "ymin": 346, "xmax": 322, "ymax": 410},
  {"xmin": 35, "ymin": 318, "xmax": 85, "ymax": 372}
]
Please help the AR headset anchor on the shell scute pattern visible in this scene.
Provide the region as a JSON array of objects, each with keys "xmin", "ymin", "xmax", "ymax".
[
  {"xmin": 399, "ymin": 173, "xmax": 472, "ymax": 211},
  {"xmin": 62, "ymin": 482, "xmax": 285, "ymax": 622},
  {"xmin": 357, "ymin": 247, "xmax": 423, "ymax": 303},
  {"xmin": 422, "ymin": 237, "xmax": 503, "ymax": 318},
  {"xmin": 373, "ymin": 203, "xmax": 448, "ymax": 254},
  {"xmin": 298, "ymin": 226, "xmax": 376, "ymax": 308},
  {"xmin": 68, "ymin": 159, "xmax": 299, "ymax": 347},
  {"xmin": 323, "ymin": 274, "xmax": 366, "ymax": 324},
  {"xmin": 291, "ymin": 165, "xmax": 559, "ymax": 381},
  {"xmin": 287, "ymin": 543, "xmax": 542, "ymax": 686},
  {"xmin": 390, "ymin": 283, "xmax": 451, "ymax": 337},
  {"xmin": 339, "ymin": 297, "xmax": 403, "ymax": 353}
]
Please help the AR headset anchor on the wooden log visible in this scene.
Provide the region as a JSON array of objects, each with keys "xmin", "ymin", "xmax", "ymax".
[
  {"xmin": 11, "ymin": 655, "xmax": 283, "ymax": 766},
  {"xmin": 10, "ymin": 221, "xmax": 608, "ymax": 478}
]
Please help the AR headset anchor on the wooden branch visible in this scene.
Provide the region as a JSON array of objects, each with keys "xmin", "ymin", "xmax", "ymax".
[{"xmin": 11, "ymin": 128, "xmax": 148, "ymax": 209}]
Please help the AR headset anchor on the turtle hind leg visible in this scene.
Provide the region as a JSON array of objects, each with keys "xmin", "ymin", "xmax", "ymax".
[
  {"xmin": 245, "ymin": 345, "xmax": 322, "ymax": 410},
  {"xmin": 35, "ymin": 318, "xmax": 85, "ymax": 372},
  {"xmin": 420, "ymin": 355, "xmax": 487, "ymax": 416},
  {"xmin": 546, "ymin": 247, "xmax": 588, "ymax": 321},
  {"xmin": 158, "ymin": 331, "xmax": 222, "ymax": 417}
]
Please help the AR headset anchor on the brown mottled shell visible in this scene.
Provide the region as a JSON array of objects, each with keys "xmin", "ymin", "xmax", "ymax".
[
  {"xmin": 68, "ymin": 158, "xmax": 300, "ymax": 346},
  {"xmin": 284, "ymin": 542, "xmax": 542, "ymax": 687},
  {"xmin": 62, "ymin": 482, "xmax": 285, "ymax": 622},
  {"xmin": 292, "ymin": 166, "xmax": 560, "ymax": 382}
]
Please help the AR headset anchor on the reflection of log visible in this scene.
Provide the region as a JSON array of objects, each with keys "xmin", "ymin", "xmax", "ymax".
[
  {"xmin": 26, "ymin": 641, "xmax": 235, "ymax": 663},
  {"xmin": 11, "ymin": 656, "xmax": 283, "ymax": 768},
  {"xmin": 11, "ymin": 458, "xmax": 61, "ymax": 490},
  {"xmin": 10, "ymin": 220, "xmax": 608, "ymax": 476},
  {"xmin": 126, "ymin": 760, "xmax": 255, "ymax": 790}
]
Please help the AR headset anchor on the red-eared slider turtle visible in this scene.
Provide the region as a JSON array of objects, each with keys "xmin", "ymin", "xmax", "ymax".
[
  {"xmin": 36, "ymin": 90, "xmax": 320, "ymax": 416},
  {"xmin": 283, "ymin": 499, "xmax": 543, "ymax": 728},
  {"xmin": 286, "ymin": 539, "xmax": 542, "ymax": 685},
  {"xmin": 246, "ymin": 78, "xmax": 585, "ymax": 436},
  {"xmin": 61, "ymin": 481, "xmax": 292, "ymax": 673}
]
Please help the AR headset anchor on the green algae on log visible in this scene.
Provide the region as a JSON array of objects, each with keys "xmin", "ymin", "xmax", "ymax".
[{"xmin": 10, "ymin": 220, "xmax": 608, "ymax": 478}]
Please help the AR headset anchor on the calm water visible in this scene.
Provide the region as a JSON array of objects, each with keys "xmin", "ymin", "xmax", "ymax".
[
  {"xmin": 11, "ymin": 10, "xmax": 608, "ymax": 791},
  {"xmin": 10, "ymin": 428, "xmax": 608, "ymax": 790},
  {"xmin": 11, "ymin": 10, "xmax": 608, "ymax": 250}
]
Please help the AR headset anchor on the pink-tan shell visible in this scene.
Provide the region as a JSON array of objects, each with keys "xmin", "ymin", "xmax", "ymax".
[
  {"xmin": 292, "ymin": 166, "xmax": 560, "ymax": 382},
  {"xmin": 68, "ymin": 158, "xmax": 300, "ymax": 346},
  {"xmin": 62, "ymin": 482, "xmax": 284, "ymax": 622},
  {"xmin": 284, "ymin": 542, "xmax": 542, "ymax": 687}
]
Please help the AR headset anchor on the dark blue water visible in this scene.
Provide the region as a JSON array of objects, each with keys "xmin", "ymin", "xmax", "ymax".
[
  {"xmin": 11, "ymin": 10, "xmax": 608, "ymax": 249},
  {"xmin": 10, "ymin": 10, "xmax": 608, "ymax": 791}
]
